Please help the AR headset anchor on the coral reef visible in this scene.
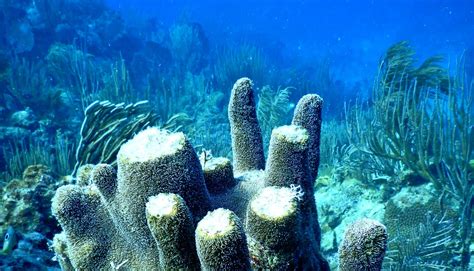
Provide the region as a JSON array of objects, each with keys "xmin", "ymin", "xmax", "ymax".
[
  {"xmin": 51, "ymin": 77, "xmax": 335, "ymax": 270},
  {"xmin": 0, "ymin": 165, "xmax": 69, "ymax": 238},
  {"xmin": 169, "ymin": 22, "xmax": 209, "ymax": 74},
  {"xmin": 0, "ymin": 230, "xmax": 59, "ymax": 270},
  {"xmin": 315, "ymin": 178, "xmax": 385, "ymax": 268},
  {"xmin": 345, "ymin": 43, "xmax": 473, "ymax": 268},
  {"xmin": 0, "ymin": 1, "xmax": 469, "ymax": 268},
  {"xmin": 75, "ymin": 164, "xmax": 95, "ymax": 186},
  {"xmin": 338, "ymin": 218, "xmax": 388, "ymax": 271},
  {"xmin": 384, "ymin": 212, "xmax": 457, "ymax": 270},
  {"xmin": 382, "ymin": 184, "xmax": 458, "ymax": 269}
]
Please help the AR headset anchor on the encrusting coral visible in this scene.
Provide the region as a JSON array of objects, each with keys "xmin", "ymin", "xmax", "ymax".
[{"xmin": 51, "ymin": 77, "xmax": 386, "ymax": 270}]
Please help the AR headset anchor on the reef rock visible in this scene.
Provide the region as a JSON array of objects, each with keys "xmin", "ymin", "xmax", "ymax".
[
  {"xmin": 10, "ymin": 108, "xmax": 37, "ymax": 129},
  {"xmin": 315, "ymin": 178, "xmax": 385, "ymax": 269},
  {"xmin": 0, "ymin": 230, "xmax": 59, "ymax": 270},
  {"xmin": 0, "ymin": 165, "xmax": 67, "ymax": 238}
]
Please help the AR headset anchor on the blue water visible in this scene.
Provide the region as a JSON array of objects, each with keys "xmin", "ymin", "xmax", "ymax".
[
  {"xmin": 0, "ymin": 0, "xmax": 473, "ymax": 270},
  {"xmin": 107, "ymin": 0, "xmax": 474, "ymax": 84}
]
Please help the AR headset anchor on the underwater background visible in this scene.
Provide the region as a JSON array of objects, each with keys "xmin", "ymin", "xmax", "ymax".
[{"xmin": 0, "ymin": 0, "xmax": 473, "ymax": 270}]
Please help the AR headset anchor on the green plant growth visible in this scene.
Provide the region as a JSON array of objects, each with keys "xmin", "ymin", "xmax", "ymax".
[
  {"xmin": 2, "ymin": 130, "xmax": 75, "ymax": 180},
  {"xmin": 2, "ymin": 139, "xmax": 53, "ymax": 181},
  {"xmin": 380, "ymin": 41, "xmax": 449, "ymax": 94},
  {"xmin": 286, "ymin": 57, "xmax": 336, "ymax": 103},
  {"xmin": 6, "ymin": 58, "xmax": 63, "ymax": 117},
  {"xmin": 0, "ymin": 53, "xmax": 10, "ymax": 84},
  {"xmin": 384, "ymin": 213, "xmax": 457, "ymax": 270},
  {"xmin": 145, "ymin": 72, "xmax": 201, "ymax": 125},
  {"xmin": 214, "ymin": 44, "xmax": 269, "ymax": 90},
  {"xmin": 46, "ymin": 43, "xmax": 102, "ymax": 111},
  {"xmin": 257, "ymin": 85, "xmax": 294, "ymax": 151},
  {"xmin": 144, "ymin": 70, "xmax": 232, "ymax": 156},
  {"xmin": 72, "ymin": 100, "xmax": 159, "ymax": 175},
  {"xmin": 186, "ymin": 87, "xmax": 231, "ymax": 157},
  {"xmin": 345, "ymin": 42, "xmax": 473, "ymax": 269},
  {"xmin": 100, "ymin": 57, "xmax": 135, "ymax": 103},
  {"xmin": 72, "ymin": 100, "xmax": 189, "ymax": 176},
  {"xmin": 169, "ymin": 22, "xmax": 208, "ymax": 74},
  {"xmin": 54, "ymin": 131, "xmax": 77, "ymax": 176}
]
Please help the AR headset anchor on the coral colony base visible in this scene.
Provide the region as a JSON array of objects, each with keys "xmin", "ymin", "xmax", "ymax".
[{"xmin": 51, "ymin": 78, "xmax": 387, "ymax": 270}]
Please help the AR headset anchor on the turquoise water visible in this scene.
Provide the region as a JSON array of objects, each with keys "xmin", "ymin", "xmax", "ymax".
[{"xmin": 0, "ymin": 1, "xmax": 472, "ymax": 270}]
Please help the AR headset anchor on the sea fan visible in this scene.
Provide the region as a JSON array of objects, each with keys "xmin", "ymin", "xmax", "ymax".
[
  {"xmin": 384, "ymin": 212, "xmax": 457, "ymax": 270},
  {"xmin": 72, "ymin": 100, "xmax": 159, "ymax": 175}
]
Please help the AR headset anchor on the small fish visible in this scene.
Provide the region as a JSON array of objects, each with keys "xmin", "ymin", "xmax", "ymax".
[{"xmin": 1, "ymin": 226, "xmax": 17, "ymax": 255}]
